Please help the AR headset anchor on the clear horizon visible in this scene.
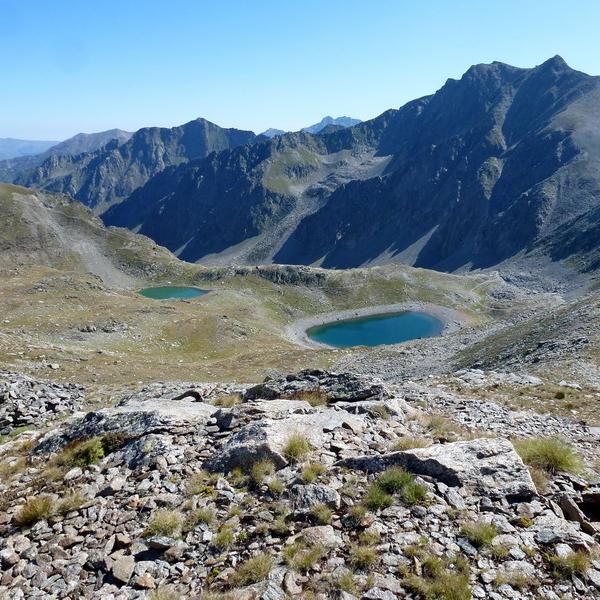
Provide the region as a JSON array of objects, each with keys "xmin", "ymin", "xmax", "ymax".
[{"xmin": 2, "ymin": 0, "xmax": 599, "ymax": 140}]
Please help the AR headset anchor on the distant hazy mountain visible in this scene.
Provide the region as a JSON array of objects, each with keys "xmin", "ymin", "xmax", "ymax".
[
  {"xmin": 259, "ymin": 128, "xmax": 286, "ymax": 138},
  {"xmin": 0, "ymin": 138, "xmax": 59, "ymax": 160},
  {"xmin": 260, "ymin": 117, "xmax": 362, "ymax": 138},
  {"xmin": 301, "ymin": 116, "xmax": 362, "ymax": 134},
  {"xmin": 101, "ymin": 56, "xmax": 600, "ymax": 279},
  {"xmin": 18, "ymin": 119, "xmax": 258, "ymax": 213},
  {"xmin": 0, "ymin": 129, "xmax": 132, "ymax": 184}
]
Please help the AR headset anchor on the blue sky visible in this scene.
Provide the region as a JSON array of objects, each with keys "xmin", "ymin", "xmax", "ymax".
[{"xmin": 1, "ymin": 0, "xmax": 599, "ymax": 140}]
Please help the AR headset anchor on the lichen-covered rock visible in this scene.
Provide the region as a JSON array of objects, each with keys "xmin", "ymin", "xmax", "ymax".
[
  {"xmin": 244, "ymin": 369, "xmax": 387, "ymax": 403},
  {"xmin": 205, "ymin": 409, "xmax": 364, "ymax": 471}
]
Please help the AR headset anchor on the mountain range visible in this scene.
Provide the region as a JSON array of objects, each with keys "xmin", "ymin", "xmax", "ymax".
[
  {"xmin": 5, "ymin": 56, "xmax": 600, "ymax": 280},
  {"xmin": 0, "ymin": 129, "xmax": 132, "ymax": 184},
  {"xmin": 0, "ymin": 138, "xmax": 59, "ymax": 160}
]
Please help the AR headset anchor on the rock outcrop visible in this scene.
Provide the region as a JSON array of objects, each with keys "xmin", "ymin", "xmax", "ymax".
[
  {"xmin": 340, "ymin": 438, "xmax": 538, "ymax": 500},
  {"xmin": 1, "ymin": 369, "xmax": 599, "ymax": 599}
]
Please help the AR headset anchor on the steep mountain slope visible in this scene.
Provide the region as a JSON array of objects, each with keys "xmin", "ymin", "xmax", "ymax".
[
  {"xmin": 0, "ymin": 183, "xmax": 181, "ymax": 286},
  {"xmin": 102, "ymin": 121, "xmax": 394, "ymax": 263},
  {"xmin": 102, "ymin": 57, "xmax": 600, "ymax": 279},
  {"xmin": 0, "ymin": 129, "xmax": 132, "ymax": 184},
  {"xmin": 17, "ymin": 119, "xmax": 257, "ymax": 213},
  {"xmin": 276, "ymin": 57, "xmax": 600, "ymax": 272},
  {"xmin": 0, "ymin": 138, "xmax": 59, "ymax": 160}
]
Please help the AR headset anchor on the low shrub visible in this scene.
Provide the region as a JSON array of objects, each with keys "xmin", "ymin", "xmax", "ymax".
[
  {"xmin": 364, "ymin": 484, "xmax": 393, "ymax": 510},
  {"xmin": 393, "ymin": 436, "xmax": 430, "ymax": 451},
  {"xmin": 213, "ymin": 393, "xmax": 242, "ymax": 407},
  {"xmin": 349, "ymin": 544, "xmax": 378, "ymax": 570},
  {"xmin": 401, "ymin": 480, "xmax": 428, "ymax": 506},
  {"xmin": 268, "ymin": 479, "xmax": 285, "ymax": 495},
  {"xmin": 376, "ymin": 467, "xmax": 413, "ymax": 494},
  {"xmin": 184, "ymin": 507, "xmax": 215, "ymax": 531},
  {"xmin": 57, "ymin": 491, "xmax": 85, "ymax": 514},
  {"xmin": 212, "ymin": 526, "xmax": 235, "ymax": 551}
]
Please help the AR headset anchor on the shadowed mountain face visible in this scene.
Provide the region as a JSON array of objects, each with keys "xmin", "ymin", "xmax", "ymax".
[
  {"xmin": 16, "ymin": 119, "xmax": 257, "ymax": 213},
  {"xmin": 101, "ymin": 57, "xmax": 600, "ymax": 276}
]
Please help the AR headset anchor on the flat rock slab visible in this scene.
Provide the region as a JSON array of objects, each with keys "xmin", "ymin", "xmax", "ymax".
[
  {"xmin": 244, "ymin": 369, "xmax": 386, "ymax": 403},
  {"xmin": 205, "ymin": 409, "xmax": 364, "ymax": 471},
  {"xmin": 338, "ymin": 438, "xmax": 537, "ymax": 500}
]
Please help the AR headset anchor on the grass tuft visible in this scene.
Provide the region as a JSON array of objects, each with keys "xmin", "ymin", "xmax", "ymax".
[
  {"xmin": 15, "ymin": 495, "xmax": 55, "ymax": 527},
  {"xmin": 283, "ymin": 433, "xmax": 312, "ymax": 464},
  {"xmin": 230, "ymin": 553, "xmax": 273, "ymax": 586},
  {"xmin": 310, "ymin": 502, "xmax": 333, "ymax": 525},
  {"xmin": 513, "ymin": 438, "xmax": 582, "ymax": 474},
  {"xmin": 144, "ymin": 509, "xmax": 183, "ymax": 538},
  {"xmin": 460, "ymin": 521, "xmax": 498, "ymax": 548},
  {"xmin": 548, "ymin": 550, "xmax": 590, "ymax": 579}
]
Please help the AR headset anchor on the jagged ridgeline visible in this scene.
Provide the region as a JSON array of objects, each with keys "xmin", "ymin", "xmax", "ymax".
[{"xmin": 13, "ymin": 55, "xmax": 597, "ymax": 277}]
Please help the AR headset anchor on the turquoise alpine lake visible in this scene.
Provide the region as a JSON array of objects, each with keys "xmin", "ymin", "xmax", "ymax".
[
  {"xmin": 307, "ymin": 311, "xmax": 443, "ymax": 348},
  {"xmin": 139, "ymin": 286, "xmax": 209, "ymax": 300}
]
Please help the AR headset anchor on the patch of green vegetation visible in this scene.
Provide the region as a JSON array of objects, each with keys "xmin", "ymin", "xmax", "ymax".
[
  {"xmin": 393, "ymin": 436, "xmax": 430, "ymax": 451},
  {"xmin": 230, "ymin": 553, "xmax": 273, "ymax": 587},
  {"xmin": 283, "ymin": 540, "xmax": 327, "ymax": 572},
  {"xmin": 513, "ymin": 438, "xmax": 582, "ymax": 474},
  {"xmin": 143, "ymin": 509, "xmax": 183, "ymax": 538},
  {"xmin": 302, "ymin": 462, "xmax": 327, "ymax": 483},
  {"xmin": 348, "ymin": 544, "xmax": 378, "ymax": 570},
  {"xmin": 212, "ymin": 526, "xmax": 235, "ymax": 551},
  {"xmin": 262, "ymin": 147, "xmax": 321, "ymax": 194},
  {"xmin": 364, "ymin": 484, "xmax": 394, "ymax": 510},
  {"xmin": 212, "ymin": 393, "xmax": 242, "ymax": 407},
  {"xmin": 15, "ymin": 495, "xmax": 56, "ymax": 527},
  {"xmin": 460, "ymin": 521, "xmax": 498, "ymax": 548},
  {"xmin": 401, "ymin": 550, "xmax": 471, "ymax": 600},
  {"xmin": 548, "ymin": 550, "xmax": 591, "ymax": 579},
  {"xmin": 310, "ymin": 502, "xmax": 333, "ymax": 525},
  {"xmin": 287, "ymin": 387, "xmax": 328, "ymax": 407},
  {"xmin": 363, "ymin": 468, "xmax": 428, "ymax": 510},
  {"xmin": 249, "ymin": 460, "xmax": 275, "ymax": 486},
  {"xmin": 283, "ymin": 433, "xmax": 312, "ymax": 464}
]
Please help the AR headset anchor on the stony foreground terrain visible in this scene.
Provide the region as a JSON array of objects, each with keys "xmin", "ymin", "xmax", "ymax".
[{"xmin": 1, "ymin": 369, "xmax": 600, "ymax": 599}]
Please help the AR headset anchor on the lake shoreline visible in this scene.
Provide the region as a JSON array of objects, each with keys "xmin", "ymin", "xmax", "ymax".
[{"xmin": 285, "ymin": 302, "xmax": 467, "ymax": 349}]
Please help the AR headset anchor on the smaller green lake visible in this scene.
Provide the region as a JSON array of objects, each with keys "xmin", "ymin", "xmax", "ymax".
[
  {"xmin": 139, "ymin": 286, "xmax": 209, "ymax": 300},
  {"xmin": 307, "ymin": 311, "xmax": 443, "ymax": 348}
]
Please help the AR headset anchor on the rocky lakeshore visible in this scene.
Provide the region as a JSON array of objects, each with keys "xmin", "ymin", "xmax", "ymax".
[{"xmin": 1, "ymin": 369, "xmax": 600, "ymax": 599}]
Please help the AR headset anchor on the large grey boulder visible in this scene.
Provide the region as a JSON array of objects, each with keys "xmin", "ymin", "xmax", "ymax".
[
  {"xmin": 34, "ymin": 399, "xmax": 216, "ymax": 454},
  {"xmin": 339, "ymin": 438, "xmax": 537, "ymax": 500},
  {"xmin": 205, "ymin": 409, "xmax": 364, "ymax": 472},
  {"xmin": 244, "ymin": 369, "xmax": 386, "ymax": 403}
]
